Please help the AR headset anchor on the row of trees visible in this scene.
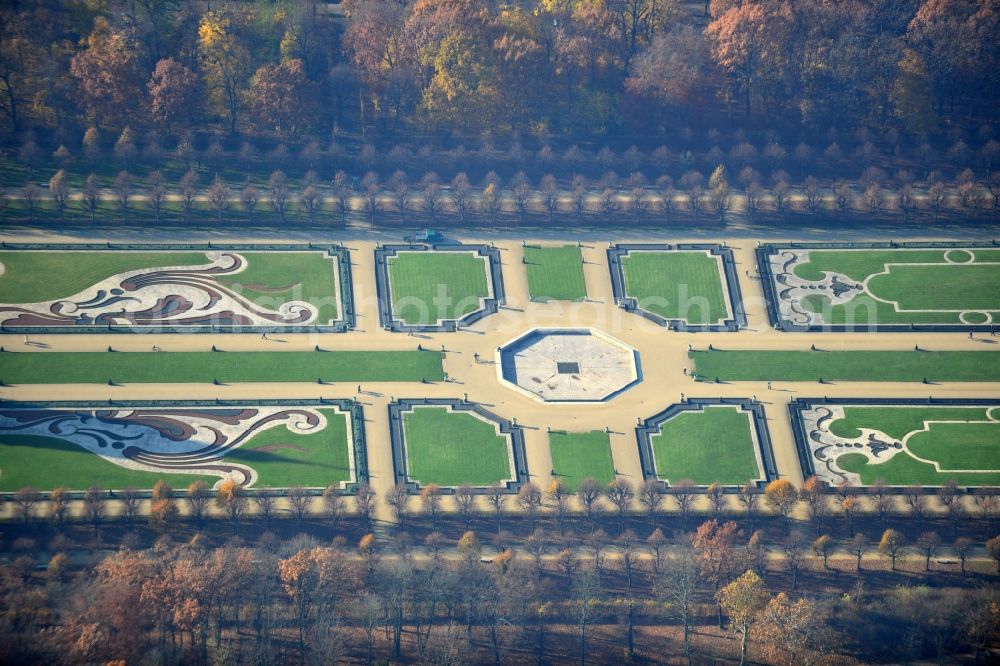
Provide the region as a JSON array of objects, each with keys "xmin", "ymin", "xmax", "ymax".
[
  {"xmin": 16, "ymin": 121, "xmax": 1000, "ymax": 185},
  {"xmin": 3, "ymin": 517, "xmax": 998, "ymax": 665},
  {"xmin": 2, "ymin": 1, "xmax": 999, "ymax": 147},
  {"xmin": 11, "ymin": 477, "xmax": 1000, "ymax": 541},
  {"xmin": 14, "ymin": 163, "xmax": 999, "ymax": 227}
]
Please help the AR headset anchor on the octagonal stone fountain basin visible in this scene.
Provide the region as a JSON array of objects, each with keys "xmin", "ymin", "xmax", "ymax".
[{"xmin": 497, "ymin": 328, "xmax": 641, "ymax": 402}]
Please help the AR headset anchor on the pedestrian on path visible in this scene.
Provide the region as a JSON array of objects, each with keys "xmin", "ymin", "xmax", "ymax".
[
  {"xmin": 969, "ymin": 330, "xmax": 974, "ymax": 339},
  {"xmin": 767, "ymin": 381, "xmax": 772, "ymax": 390},
  {"xmin": 261, "ymin": 332, "xmax": 268, "ymax": 341},
  {"xmin": 23, "ymin": 335, "xmax": 29, "ymax": 345}
]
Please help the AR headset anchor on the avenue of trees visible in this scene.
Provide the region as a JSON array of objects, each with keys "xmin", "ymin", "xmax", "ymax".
[
  {"xmin": 1, "ymin": 1, "xmax": 1000, "ymax": 227},
  {"xmin": 3, "ymin": 476, "xmax": 1000, "ymax": 663}
]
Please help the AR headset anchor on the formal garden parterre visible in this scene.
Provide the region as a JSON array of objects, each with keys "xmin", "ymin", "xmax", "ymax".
[
  {"xmin": 759, "ymin": 242, "xmax": 1000, "ymax": 331},
  {"xmin": 375, "ymin": 243, "xmax": 505, "ymax": 332},
  {"xmin": 0, "ymin": 399, "xmax": 367, "ymax": 493},
  {"xmin": 636, "ymin": 399, "xmax": 777, "ymax": 488},
  {"xmin": 388, "ymin": 399, "xmax": 527, "ymax": 493},
  {"xmin": 608, "ymin": 243, "xmax": 746, "ymax": 331},
  {"xmin": 791, "ymin": 398, "xmax": 1000, "ymax": 488},
  {"xmin": 0, "ymin": 243, "xmax": 355, "ymax": 333}
]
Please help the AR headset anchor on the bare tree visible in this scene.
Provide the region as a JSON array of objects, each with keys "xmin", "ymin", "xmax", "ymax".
[
  {"xmin": 638, "ymin": 479, "xmax": 663, "ymax": 528},
  {"xmin": 600, "ymin": 478, "xmax": 631, "ymax": 535},
  {"xmin": 120, "ymin": 487, "xmax": 141, "ymax": 525},
  {"xmin": 511, "ymin": 171, "xmax": 531, "ymax": 222},
  {"xmin": 240, "ymin": 185, "xmax": 259, "ymax": 223},
  {"xmin": 390, "ymin": 170, "xmax": 410, "ymax": 222},
  {"xmin": 20, "ymin": 182, "xmax": 40, "ymax": 221},
  {"xmin": 300, "ymin": 184, "xmax": 321, "ymax": 223},
  {"xmin": 385, "ymin": 483, "xmax": 409, "ymax": 524},
  {"xmin": 420, "ymin": 483, "xmax": 443, "ymax": 530},
  {"xmin": 146, "ymin": 170, "xmax": 165, "ymax": 223},
  {"xmin": 332, "ymin": 170, "xmax": 351, "ymax": 225},
  {"xmin": 208, "ymin": 175, "xmax": 229, "ymax": 224},
  {"xmin": 14, "ymin": 487, "xmax": 41, "ymax": 522},
  {"xmin": 455, "ymin": 484, "xmax": 476, "ymax": 529},
  {"xmin": 548, "ymin": 479, "xmax": 571, "ymax": 535},
  {"xmin": 658, "ymin": 536, "xmax": 699, "ymax": 662},
  {"xmin": 268, "ymin": 170, "xmax": 290, "ymax": 223},
  {"xmin": 486, "ymin": 484, "xmax": 506, "ymax": 534},
  {"xmin": 916, "ymin": 530, "xmax": 941, "ymax": 571},
  {"xmin": 362, "ymin": 171, "xmax": 380, "ymax": 226},
  {"xmin": 180, "ymin": 169, "xmax": 198, "ymax": 222},
  {"xmin": 288, "ymin": 485, "xmax": 311, "ymax": 526},
  {"xmin": 738, "ymin": 482, "xmax": 759, "ymax": 531},
  {"xmin": 113, "ymin": 171, "xmax": 132, "ymax": 223},
  {"xmin": 451, "ymin": 173, "xmax": 472, "ymax": 223},
  {"xmin": 904, "ymin": 485, "xmax": 928, "ymax": 527},
  {"xmin": 82, "ymin": 173, "xmax": 100, "ymax": 224},
  {"xmin": 577, "ymin": 477, "xmax": 603, "ymax": 530},
  {"xmin": 517, "ymin": 482, "xmax": 543, "ymax": 532},
  {"xmin": 657, "ymin": 175, "xmax": 677, "ymax": 222},
  {"xmin": 423, "ymin": 179, "xmax": 442, "ymax": 221},
  {"xmin": 540, "ymin": 174, "xmax": 559, "ymax": 223},
  {"xmin": 672, "ymin": 479, "xmax": 698, "ymax": 528},
  {"xmin": 49, "ymin": 170, "xmax": 70, "ymax": 222},
  {"xmin": 354, "ymin": 483, "xmax": 377, "ymax": 529}
]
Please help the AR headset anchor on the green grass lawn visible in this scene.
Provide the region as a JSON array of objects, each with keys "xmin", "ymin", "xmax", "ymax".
[
  {"xmin": 388, "ymin": 252, "xmax": 490, "ymax": 325},
  {"xmin": 524, "ymin": 245, "xmax": 587, "ymax": 301},
  {"xmin": 214, "ymin": 251, "xmax": 340, "ymax": 324},
  {"xmin": 790, "ymin": 249, "xmax": 1000, "ymax": 325},
  {"xmin": 224, "ymin": 409, "xmax": 352, "ymax": 487},
  {"xmin": 402, "ymin": 407, "xmax": 512, "ymax": 486},
  {"xmin": 0, "ymin": 434, "xmax": 216, "ymax": 491},
  {"xmin": 0, "ymin": 408, "xmax": 352, "ymax": 491},
  {"xmin": 650, "ymin": 406, "xmax": 760, "ymax": 485},
  {"xmin": 548, "ymin": 430, "xmax": 614, "ymax": 491},
  {"xmin": 828, "ymin": 406, "xmax": 1000, "ymax": 486},
  {"xmin": 0, "ymin": 250, "xmax": 342, "ymax": 325},
  {"xmin": 690, "ymin": 350, "xmax": 1000, "ymax": 382},
  {"xmin": 621, "ymin": 251, "xmax": 729, "ymax": 325},
  {"xmin": 0, "ymin": 350, "xmax": 444, "ymax": 384},
  {"xmin": 0, "ymin": 251, "xmax": 207, "ymax": 303}
]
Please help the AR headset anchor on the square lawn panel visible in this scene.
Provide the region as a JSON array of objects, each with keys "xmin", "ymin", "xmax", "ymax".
[
  {"xmin": 650, "ymin": 406, "xmax": 760, "ymax": 485},
  {"xmin": 388, "ymin": 252, "xmax": 490, "ymax": 325},
  {"xmin": 524, "ymin": 245, "xmax": 587, "ymax": 301},
  {"xmin": 621, "ymin": 251, "xmax": 729, "ymax": 325},
  {"xmin": 549, "ymin": 430, "xmax": 615, "ymax": 491},
  {"xmin": 403, "ymin": 407, "xmax": 513, "ymax": 486}
]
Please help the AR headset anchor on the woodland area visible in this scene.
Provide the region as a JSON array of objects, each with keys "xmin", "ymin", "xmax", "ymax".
[
  {"xmin": 0, "ymin": 1, "xmax": 999, "ymax": 226},
  {"xmin": 1, "ymin": 478, "xmax": 1000, "ymax": 664}
]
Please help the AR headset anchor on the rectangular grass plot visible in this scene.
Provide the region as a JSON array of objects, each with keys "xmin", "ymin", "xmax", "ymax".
[
  {"xmin": 607, "ymin": 244, "xmax": 745, "ymax": 331},
  {"xmin": 0, "ymin": 400, "xmax": 367, "ymax": 492},
  {"xmin": 0, "ymin": 244, "xmax": 354, "ymax": 332}
]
